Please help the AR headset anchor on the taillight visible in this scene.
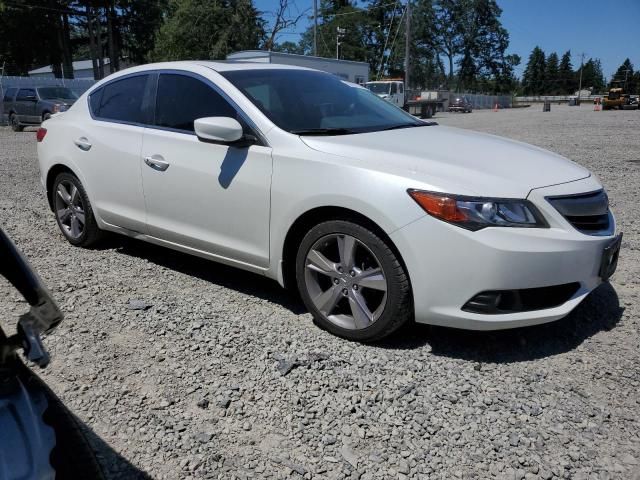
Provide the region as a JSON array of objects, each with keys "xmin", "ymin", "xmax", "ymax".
[{"xmin": 36, "ymin": 128, "xmax": 47, "ymax": 142}]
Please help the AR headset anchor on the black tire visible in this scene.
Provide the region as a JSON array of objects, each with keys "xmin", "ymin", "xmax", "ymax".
[
  {"xmin": 295, "ymin": 219, "xmax": 412, "ymax": 342},
  {"xmin": 16, "ymin": 362, "xmax": 106, "ymax": 480},
  {"xmin": 10, "ymin": 113, "xmax": 24, "ymax": 132},
  {"xmin": 43, "ymin": 112, "xmax": 52, "ymax": 121},
  {"xmin": 52, "ymin": 172, "xmax": 103, "ymax": 247}
]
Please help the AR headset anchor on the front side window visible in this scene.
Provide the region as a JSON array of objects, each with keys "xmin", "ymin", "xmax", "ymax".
[
  {"xmin": 224, "ymin": 70, "xmax": 423, "ymax": 134},
  {"xmin": 155, "ymin": 73, "xmax": 236, "ymax": 132},
  {"xmin": 16, "ymin": 89, "xmax": 36, "ymax": 101},
  {"xmin": 95, "ymin": 75, "xmax": 149, "ymax": 123}
]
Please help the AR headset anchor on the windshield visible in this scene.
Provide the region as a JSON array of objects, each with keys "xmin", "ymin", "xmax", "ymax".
[
  {"xmin": 37, "ymin": 87, "xmax": 77, "ymax": 100},
  {"xmin": 365, "ymin": 83, "xmax": 391, "ymax": 95},
  {"xmin": 222, "ymin": 69, "xmax": 423, "ymax": 134}
]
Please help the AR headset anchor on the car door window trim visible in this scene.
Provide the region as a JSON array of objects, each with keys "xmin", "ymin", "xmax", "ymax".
[{"xmin": 85, "ymin": 69, "xmax": 269, "ymax": 147}]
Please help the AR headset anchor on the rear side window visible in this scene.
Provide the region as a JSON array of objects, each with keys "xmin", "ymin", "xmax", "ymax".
[
  {"xmin": 155, "ymin": 74, "xmax": 236, "ymax": 132},
  {"xmin": 3, "ymin": 88, "xmax": 17, "ymax": 102},
  {"xmin": 95, "ymin": 75, "xmax": 148, "ymax": 124},
  {"xmin": 16, "ymin": 89, "xmax": 36, "ymax": 101}
]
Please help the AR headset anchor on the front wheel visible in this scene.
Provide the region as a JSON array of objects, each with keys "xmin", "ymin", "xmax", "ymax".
[
  {"xmin": 52, "ymin": 173, "xmax": 103, "ymax": 247},
  {"xmin": 295, "ymin": 220, "xmax": 412, "ymax": 342}
]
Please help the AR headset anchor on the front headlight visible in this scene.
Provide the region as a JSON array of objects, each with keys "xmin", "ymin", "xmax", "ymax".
[
  {"xmin": 408, "ymin": 189, "xmax": 548, "ymax": 231},
  {"xmin": 52, "ymin": 104, "xmax": 68, "ymax": 113}
]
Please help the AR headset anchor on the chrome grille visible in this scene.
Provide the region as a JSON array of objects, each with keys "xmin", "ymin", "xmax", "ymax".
[{"xmin": 547, "ymin": 190, "xmax": 611, "ymax": 235}]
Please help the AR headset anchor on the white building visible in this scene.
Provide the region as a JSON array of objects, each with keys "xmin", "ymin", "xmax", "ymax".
[
  {"xmin": 28, "ymin": 59, "xmax": 111, "ymax": 79},
  {"xmin": 226, "ymin": 51, "xmax": 369, "ymax": 85}
]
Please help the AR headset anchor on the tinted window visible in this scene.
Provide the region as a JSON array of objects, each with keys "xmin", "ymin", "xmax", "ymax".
[
  {"xmin": 17, "ymin": 89, "xmax": 36, "ymax": 101},
  {"xmin": 223, "ymin": 70, "xmax": 423, "ymax": 134},
  {"xmin": 97, "ymin": 75, "xmax": 148, "ymax": 123},
  {"xmin": 89, "ymin": 88, "xmax": 103, "ymax": 116},
  {"xmin": 38, "ymin": 87, "xmax": 77, "ymax": 100},
  {"xmin": 155, "ymin": 74, "xmax": 236, "ymax": 132},
  {"xmin": 3, "ymin": 88, "xmax": 17, "ymax": 102}
]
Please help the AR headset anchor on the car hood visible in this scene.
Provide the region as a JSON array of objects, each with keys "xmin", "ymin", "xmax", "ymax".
[{"xmin": 300, "ymin": 125, "xmax": 590, "ymax": 198}]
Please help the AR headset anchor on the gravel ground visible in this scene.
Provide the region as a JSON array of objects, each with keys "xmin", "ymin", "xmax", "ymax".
[{"xmin": 1, "ymin": 105, "xmax": 639, "ymax": 480}]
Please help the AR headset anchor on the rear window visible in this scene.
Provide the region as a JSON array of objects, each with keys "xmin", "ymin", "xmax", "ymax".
[
  {"xmin": 92, "ymin": 74, "xmax": 149, "ymax": 124},
  {"xmin": 3, "ymin": 88, "xmax": 17, "ymax": 102}
]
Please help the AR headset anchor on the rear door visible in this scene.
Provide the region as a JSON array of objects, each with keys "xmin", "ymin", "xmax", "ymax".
[
  {"xmin": 77, "ymin": 74, "xmax": 152, "ymax": 233},
  {"xmin": 140, "ymin": 72, "xmax": 272, "ymax": 267}
]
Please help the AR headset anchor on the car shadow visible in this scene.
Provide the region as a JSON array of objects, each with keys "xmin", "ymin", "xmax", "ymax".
[
  {"xmin": 81, "ymin": 425, "xmax": 152, "ymax": 479},
  {"xmin": 102, "ymin": 235, "xmax": 306, "ymax": 315},
  {"xmin": 377, "ymin": 282, "xmax": 624, "ymax": 363},
  {"xmin": 96, "ymin": 236, "xmax": 622, "ymax": 362}
]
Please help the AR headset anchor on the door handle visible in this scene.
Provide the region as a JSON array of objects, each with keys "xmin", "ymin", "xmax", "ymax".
[
  {"xmin": 144, "ymin": 155, "xmax": 170, "ymax": 172},
  {"xmin": 74, "ymin": 137, "xmax": 92, "ymax": 151}
]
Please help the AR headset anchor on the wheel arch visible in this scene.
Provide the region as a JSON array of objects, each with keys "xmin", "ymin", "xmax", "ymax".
[
  {"xmin": 280, "ymin": 206, "xmax": 412, "ymax": 294},
  {"xmin": 45, "ymin": 164, "xmax": 79, "ymax": 211}
]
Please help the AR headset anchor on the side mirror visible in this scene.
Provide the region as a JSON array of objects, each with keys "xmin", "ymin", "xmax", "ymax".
[{"xmin": 194, "ymin": 117, "xmax": 243, "ymax": 144}]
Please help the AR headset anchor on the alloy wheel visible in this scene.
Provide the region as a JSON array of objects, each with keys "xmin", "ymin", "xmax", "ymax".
[
  {"xmin": 304, "ymin": 234, "xmax": 388, "ymax": 330},
  {"xmin": 54, "ymin": 180, "xmax": 86, "ymax": 240}
]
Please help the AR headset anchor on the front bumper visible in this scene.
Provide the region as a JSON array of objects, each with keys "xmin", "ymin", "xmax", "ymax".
[{"xmin": 390, "ymin": 177, "xmax": 618, "ymax": 330}]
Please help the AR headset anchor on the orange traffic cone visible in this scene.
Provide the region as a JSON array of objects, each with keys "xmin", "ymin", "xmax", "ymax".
[{"xmin": 492, "ymin": 103, "xmax": 499, "ymax": 112}]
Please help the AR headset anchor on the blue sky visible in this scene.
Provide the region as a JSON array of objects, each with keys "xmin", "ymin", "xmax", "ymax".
[{"xmin": 254, "ymin": 0, "xmax": 640, "ymax": 80}]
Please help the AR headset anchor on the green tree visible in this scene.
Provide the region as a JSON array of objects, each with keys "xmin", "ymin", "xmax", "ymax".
[
  {"xmin": 545, "ymin": 52, "xmax": 560, "ymax": 94},
  {"xmin": 580, "ymin": 58, "xmax": 605, "ymax": 93},
  {"xmin": 611, "ymin": 58, "xmax": 635, "ymax": 92},
  {"xmin": 521, "ymin": 46, "xmax": 546, "ymax": 95},
  {"xmin": 273, "ymin": 41, "xmax": 304, "ymax": 54},
  {"xmin": 432, "ymin": 0, "xmax": 462, "ymax": 85},
  {"xmin": 453, "ymin": 0, "xmax": 513, "ymax": 93},
  {"xmin": 153, "ymin": 0, "xmax": 264, "ymax": 61},
  {"xmin": 558, "ymin": 50, "xmax": 576, "ymax": 94}
]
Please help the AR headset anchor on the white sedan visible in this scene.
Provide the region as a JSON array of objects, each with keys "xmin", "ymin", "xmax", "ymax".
[{"xmin": 36, "ymin": 61, "xmax": 621, "ymax": 341}]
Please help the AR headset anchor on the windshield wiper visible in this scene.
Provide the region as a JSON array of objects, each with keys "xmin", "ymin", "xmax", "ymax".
[
  {"xmin": 381, "ymin": 122, "xmax": 436, "ymax": 131},
  {"xmin": 290, "ymin": 128, "xmax": 356, "ymax": 136}
]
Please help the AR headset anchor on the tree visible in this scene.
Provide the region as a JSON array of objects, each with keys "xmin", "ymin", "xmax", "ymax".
[
  {"xmin": 558, "ymin": 50, "xmax": 575, "ymax": 94},
  {"xmin": 452, "ymin": 0, "xmax": 513, "ymax": 93},
  {"xmin": 262, "ymin": 0, "xmax": 308, "ymax": 51},
  {"xmin": 432, "ymin": 0, "xmax": 462, "ymax": 85},
  {"xmin": 580, "ymin": 58, "xmax": 605, "ymax": 93},
  {"xmin": 521, "ymin": 46, "xmax": 546, "ymax": 95},
  {"xmin": 272, "ymin": 41, "xmax": 304, "ymax": 54},
  {"xmin": 153, "ymin": 0, "xmax": 264, "ymax": 61},
  {"xmin": 545, "ymin": 52, "xmax": 560, "ymax": 94},
  {"xmin": 611, "ymin": 58, "xmax": 636, "ymax": 92}
]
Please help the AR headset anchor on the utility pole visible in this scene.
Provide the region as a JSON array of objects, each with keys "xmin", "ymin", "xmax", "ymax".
[
  {"xmin": 313, "ymin": 0, "xmax": 318, "ymax": 56},
  {"xmin": 404, "ymin": 0, "xmax": 411, "ymax": 90},
  {"xmin": 336, "ymin": 27, "xmax": 346, "ymax": 59},
  {"xmin": 577, "ymin": 52, "xmax": 585, "ymax": 105}
]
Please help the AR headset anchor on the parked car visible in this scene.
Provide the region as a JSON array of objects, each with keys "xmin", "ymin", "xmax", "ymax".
[
  {"xmin": 448, "ymin": 95, "xmax": 473, "ymax": 113},
  {"xmin": 3, "ymin": 86, "xmax": 77, "ymax": 131},
  {"xmin": 37, "ymin": 62, "xmax": 621, "ymax": 341}
]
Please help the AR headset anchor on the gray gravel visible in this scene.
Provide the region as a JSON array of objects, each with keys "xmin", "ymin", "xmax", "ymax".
[{"xmin": 1, "ymin": 104, "xmax": 639, "ymax": 479}]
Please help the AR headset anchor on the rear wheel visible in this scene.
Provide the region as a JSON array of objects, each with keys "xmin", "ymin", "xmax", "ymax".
[
  {"xmin": 43, "ymin": 112, "xmax": 52, "ymax": 121},
  {"xmin": 296, "ymin": 220, "xmax": 412, "ymax": 342},
  {"xmin": 52, "ymin": 173, "xmax": 103, "ymax": 247},
  {"xmin": 10, "ymin": 113, "xmax": 23, "ymax": 132}
]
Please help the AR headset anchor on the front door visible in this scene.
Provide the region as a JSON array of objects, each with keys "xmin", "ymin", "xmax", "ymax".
[
  {"xmin": 15, "ymin": 88, "xmax": 37, "ymax": 122},
  {"xmin": 140, "ymin": 72, "xmax": 272, "ymax": 268}
]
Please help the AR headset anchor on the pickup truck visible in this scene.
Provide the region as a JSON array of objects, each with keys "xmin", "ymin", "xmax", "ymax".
[
  {"xmin": 3, "ymin": 86, "xmax": 77, "ymax": 132},
  {"xmin": 364, "ymin": 80, "xmax": 443, "ymax": 118}
]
